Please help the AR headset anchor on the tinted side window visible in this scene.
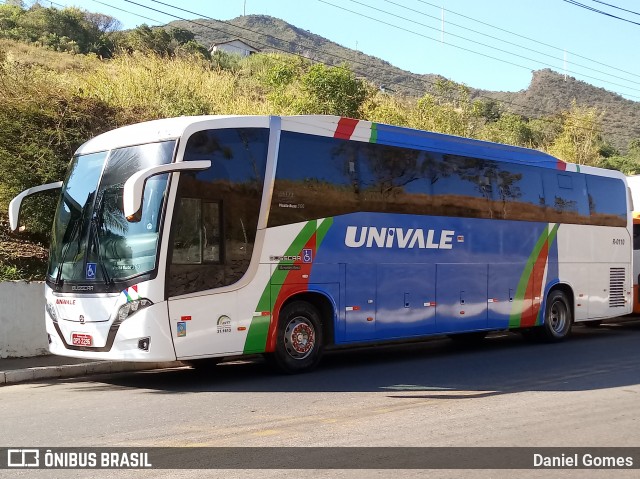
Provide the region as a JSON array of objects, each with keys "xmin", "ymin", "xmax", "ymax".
[
  {"xmin": 270, "ymin": 131, "xmax": 359, "ymax": 227},
  {"xmin": 270, "ymin": 133, "xmax": 617, "ymax": 228},
  {"xmin": 167, "ymin": 128, "xmax": 269, "ymax": 297},
  {"xmin": 586, "ymin": 176, "xmax": 627, "ymax": 227},
  {"xmin": 542, "ymin": 171, "xmax": 590, "ymax": 224},
  {"xmin": 358, "ymin": 144, "xmax": 427, "ymax": 215},
  {"xmin": 494, "ymin": 162, "xmax": 545, "ymax": 221},
  {"xmin": 431, "ymin": 155, "xmax": 496, "ymax": 219}
]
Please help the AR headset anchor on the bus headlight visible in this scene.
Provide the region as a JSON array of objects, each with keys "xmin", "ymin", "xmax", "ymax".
[{"xmin": 117, "ymin": 299, "xmax": 153, "ymax": 322}]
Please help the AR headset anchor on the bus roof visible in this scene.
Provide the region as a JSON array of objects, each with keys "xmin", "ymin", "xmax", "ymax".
[{"xmin": 74, "ymin": 115, "xmax": 240, "ymax": 155}]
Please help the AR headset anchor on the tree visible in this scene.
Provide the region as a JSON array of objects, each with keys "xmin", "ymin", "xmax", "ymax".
[
  {"xmin": 480, "ymin": 113, "xmax": 535, "ymax": 147},
  {"xmin": 410, "ymin": 80, "xmax": 482, "ymax": 138},
  {"xmin": 0, "ymin": 3, "xmax": 120, "ymax": 56},
  {"xmin": 301, "ymin": 63, "xmax": 370, "ymax": 118},
  {"xmin": 547, "ymin": 102, "xmax": 604, "ymax": 166},
  {"xmin": 597, "ymin": 138, "xmax": 640, "ymax": 175}
]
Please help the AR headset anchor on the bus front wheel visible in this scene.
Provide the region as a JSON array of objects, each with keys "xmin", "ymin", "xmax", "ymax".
[
  {"xmin": 271, "ymin": 301, "xmax": 324, "ymax": 374},
  {"xmin": 541, "ymin": 290, "xmax": 573, "ymax": 341}
]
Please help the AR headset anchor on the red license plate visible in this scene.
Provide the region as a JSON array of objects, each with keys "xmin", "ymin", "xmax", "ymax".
[{"xmin": 72, "ymin": 333, "xmax": 93, "ymax": 347}]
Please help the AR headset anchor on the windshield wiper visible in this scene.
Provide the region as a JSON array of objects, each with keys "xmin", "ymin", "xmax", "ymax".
[
  {"xmin": 90, "ymin": 192, "xmax": 113, "ymax": 285},
  {"xmin": 55, "ymin": 217, "xmax": 81, "ymax": 286}
]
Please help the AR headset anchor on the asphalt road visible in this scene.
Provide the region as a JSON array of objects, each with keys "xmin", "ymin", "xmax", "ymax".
[{"xmin": 2, "ymin": 320, "xmax": 640, "ymax": 479}]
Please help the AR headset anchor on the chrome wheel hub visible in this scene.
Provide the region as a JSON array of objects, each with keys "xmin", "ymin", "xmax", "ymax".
[{"xmin": 284, "ymin": 317, "xmax": 315, "ymax": 360}]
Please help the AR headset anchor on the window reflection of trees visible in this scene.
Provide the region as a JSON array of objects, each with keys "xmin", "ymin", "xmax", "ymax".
[
  {"xmin": 168, "ymin": 128, "xmax": 268, "ymax": 296},
  {"xmin": 269, "ymin": 134, "xmax": 626, "ymax": 227}
]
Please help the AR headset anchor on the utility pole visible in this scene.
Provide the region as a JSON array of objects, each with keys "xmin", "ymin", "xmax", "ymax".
[{"xmin": 244, "ymin": 0, "xmax": 246, "ymax": 16}]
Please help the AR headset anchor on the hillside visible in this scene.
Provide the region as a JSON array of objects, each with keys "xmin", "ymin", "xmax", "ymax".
[
  {"xmin": 169, "ymin": 15, "xmax": 447, "ymax": 96},
  {"xmin": 476, "ymin": 69, "xmax": 640, "ymax": 152},
  {"xmin": 170, "ymin": 15, "xmax": 640, "ymax": 151}
]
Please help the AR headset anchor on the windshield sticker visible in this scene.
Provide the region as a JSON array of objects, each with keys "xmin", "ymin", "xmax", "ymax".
[{"xmin": 85, "ymin": 263, "xmax": 97, "ymax": 280}]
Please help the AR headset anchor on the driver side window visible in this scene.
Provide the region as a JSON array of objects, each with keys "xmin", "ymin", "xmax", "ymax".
[{"xmin": 166, "ymin": 127, "xmax": 269, "ymax": 297}]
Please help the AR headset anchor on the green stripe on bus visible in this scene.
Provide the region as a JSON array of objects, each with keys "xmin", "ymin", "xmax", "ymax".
[
  {"xmin": 370, "ymin": 123, "xmax": 378, "ymax": 143},
  {"xmin": 534, "ymin": 224, "xmax": 559, "ymax": 326},
  {"xmin": 316, "ymin": 217, "xmax": 333, "ymax": 246},
  {"xmin": 508, "ymin": 224, "xmax": 559, "ymax": 328},
  {"xmin": 243, "ymin": 220, "xmax": 319, "ymax": 353}
]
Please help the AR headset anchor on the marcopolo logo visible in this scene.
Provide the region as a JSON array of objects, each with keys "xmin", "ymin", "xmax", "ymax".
[{"xmin": 345, "ymin": 226, "xmax": 455, "ymax": 250}]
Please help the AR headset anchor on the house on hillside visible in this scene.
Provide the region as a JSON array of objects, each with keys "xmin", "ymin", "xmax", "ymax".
[{"xmin": 209, "ymin": 39, "xmax": 259, "ymax": 57}]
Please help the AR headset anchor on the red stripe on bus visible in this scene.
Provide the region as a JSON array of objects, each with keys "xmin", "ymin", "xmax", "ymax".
[
  {"xmin": 521, "ymin": 239, "xmax": 550, "ymax": 327},
  {"xmin": 334, "ymin": 118, "xmax": 359, "ymax": 139}
]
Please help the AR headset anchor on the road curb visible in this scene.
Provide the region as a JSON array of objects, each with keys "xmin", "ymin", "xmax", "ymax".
[{"xmin": 0, "ymin": 361, "xmax": 184, "ymax": 386}]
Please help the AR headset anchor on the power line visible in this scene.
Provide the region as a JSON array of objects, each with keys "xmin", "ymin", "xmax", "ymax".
[
  {"xmin": 416, "ymin": 0, "xmax": 640, "ymax": 81},
  {"xmin": 15, "ymin": 0, "xmax": 640, "ymax": 99},
  {"xmin": 381, "ymin": 0, "xmax": 640, "ymax": 87},
  {"xmin": 132, "ymin": 0, "xmax": 531, "ymax": 100},
  {"xmin": 589, "ymin": 0, "xmax": 640, "ymax": 17},
  {"xmin": 88, "ymin": 0, "xmax": 163, "ymax": 25},
  {"xmin": 562, "ymin": 0, "xmax": 640, "ymax": 27},
  {"xmin": 126, "ymin": 0, "xmax": 629, "ymax": 135},
  {"xmin": 333, "ymin": 0, "xmax": 640, "ymax": 96},
  {"xmin": 17, "ymin": 0, "xmax": 628, "ymax": 138}
]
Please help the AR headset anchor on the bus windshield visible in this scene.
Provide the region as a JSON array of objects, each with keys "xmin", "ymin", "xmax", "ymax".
[{"xmin": 47, "ymin": 141, "xmax": 176, "ymax": 287}]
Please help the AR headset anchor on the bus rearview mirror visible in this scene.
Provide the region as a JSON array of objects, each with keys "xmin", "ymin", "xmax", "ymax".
[
  {"xmin": 122, "ymin": 160, "xmax": 211, "ymax": 221},
  {"xmin": 8, "ymin": 181, "xmax": 63, "ymax": 232}
]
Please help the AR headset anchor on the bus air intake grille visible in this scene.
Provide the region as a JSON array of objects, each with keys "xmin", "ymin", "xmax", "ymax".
[{"xmin": 609, "ymin": 267, "xmax": 626, "ymax": 308}]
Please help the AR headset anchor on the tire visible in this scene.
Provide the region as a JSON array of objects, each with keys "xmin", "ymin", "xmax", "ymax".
[
  {"xmin": 541, "ymin": 290, "xmax": 573, "ymax": 341},
  {"xmin": 270, "ymin": 301, "xmax": 324, "ymax": 374}
]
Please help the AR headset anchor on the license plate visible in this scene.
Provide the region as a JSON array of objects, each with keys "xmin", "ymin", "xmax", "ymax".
[{"xmin": 72, "ymin": 333, "xmax": 93, "ymax": 347}]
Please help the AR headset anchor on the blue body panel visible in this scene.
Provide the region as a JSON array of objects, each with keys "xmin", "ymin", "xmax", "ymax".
[{"xmin": 306, "ymin": 213, "xmax": 556, "ymax": 343}]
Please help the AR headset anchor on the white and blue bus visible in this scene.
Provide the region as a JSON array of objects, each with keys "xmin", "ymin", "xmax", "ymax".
[{"xmin": 9, "ymin": 115, "xmax": 632, "ymax": 372}]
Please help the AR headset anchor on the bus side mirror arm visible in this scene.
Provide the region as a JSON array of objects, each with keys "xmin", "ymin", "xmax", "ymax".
[
  {"xmin": 123, "ymin": 160, "xmax": 211, "ymax": 220},
  {"xmin": 9, "ymin": 181, "xmax": 63, "ymax": 232}
]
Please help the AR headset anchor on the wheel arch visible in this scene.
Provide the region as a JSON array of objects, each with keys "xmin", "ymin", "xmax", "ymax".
[
  {"xmin": 545, "ymin": 282, "xmax": 575, "ymax": 324},
  {"xmin": 280, "ymin": 291, "xmax": 336, "ymax": 347},
  {"xmin": 265, "ymin": 289, "xmax": 337, "ymax": 353}
]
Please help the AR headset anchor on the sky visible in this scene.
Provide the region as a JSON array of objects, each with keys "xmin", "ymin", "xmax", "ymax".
[{"xmin": 44, "ymin": 0, "xmax": 640, "ymax": 101}]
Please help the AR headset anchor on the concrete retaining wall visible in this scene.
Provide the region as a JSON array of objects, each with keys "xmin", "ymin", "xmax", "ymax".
[{"xmin": 0, "ymin": 281, "xmax": 48, "ymax": 358}]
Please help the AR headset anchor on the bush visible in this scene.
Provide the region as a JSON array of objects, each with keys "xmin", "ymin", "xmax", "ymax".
[{"xmin": 301, "ymin": 63, "xmax": 371, "ymax": 118}]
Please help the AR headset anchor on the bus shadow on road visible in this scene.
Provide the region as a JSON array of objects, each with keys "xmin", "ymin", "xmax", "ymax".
[{"xmin": 55, "ymin": 319, "xmax": 640, "ymax": 396}]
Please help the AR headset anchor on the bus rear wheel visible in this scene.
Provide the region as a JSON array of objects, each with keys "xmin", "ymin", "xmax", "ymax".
[
  {"xmin": 541, "ymin": 290, "xmax": 573, "ymax": 341},
  {"xmin": 271, "ymin": 301, "xmax": 324, "ymax": 374}
]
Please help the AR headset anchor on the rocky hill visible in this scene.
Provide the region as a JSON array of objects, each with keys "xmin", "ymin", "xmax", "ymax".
[
  {"xmin": 476, "ymin": 69, "xmax": 640, "ymax": 152},
  {"xmin": 170, "ymin": 15, "xmax": 640, "ymax": 151}
]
